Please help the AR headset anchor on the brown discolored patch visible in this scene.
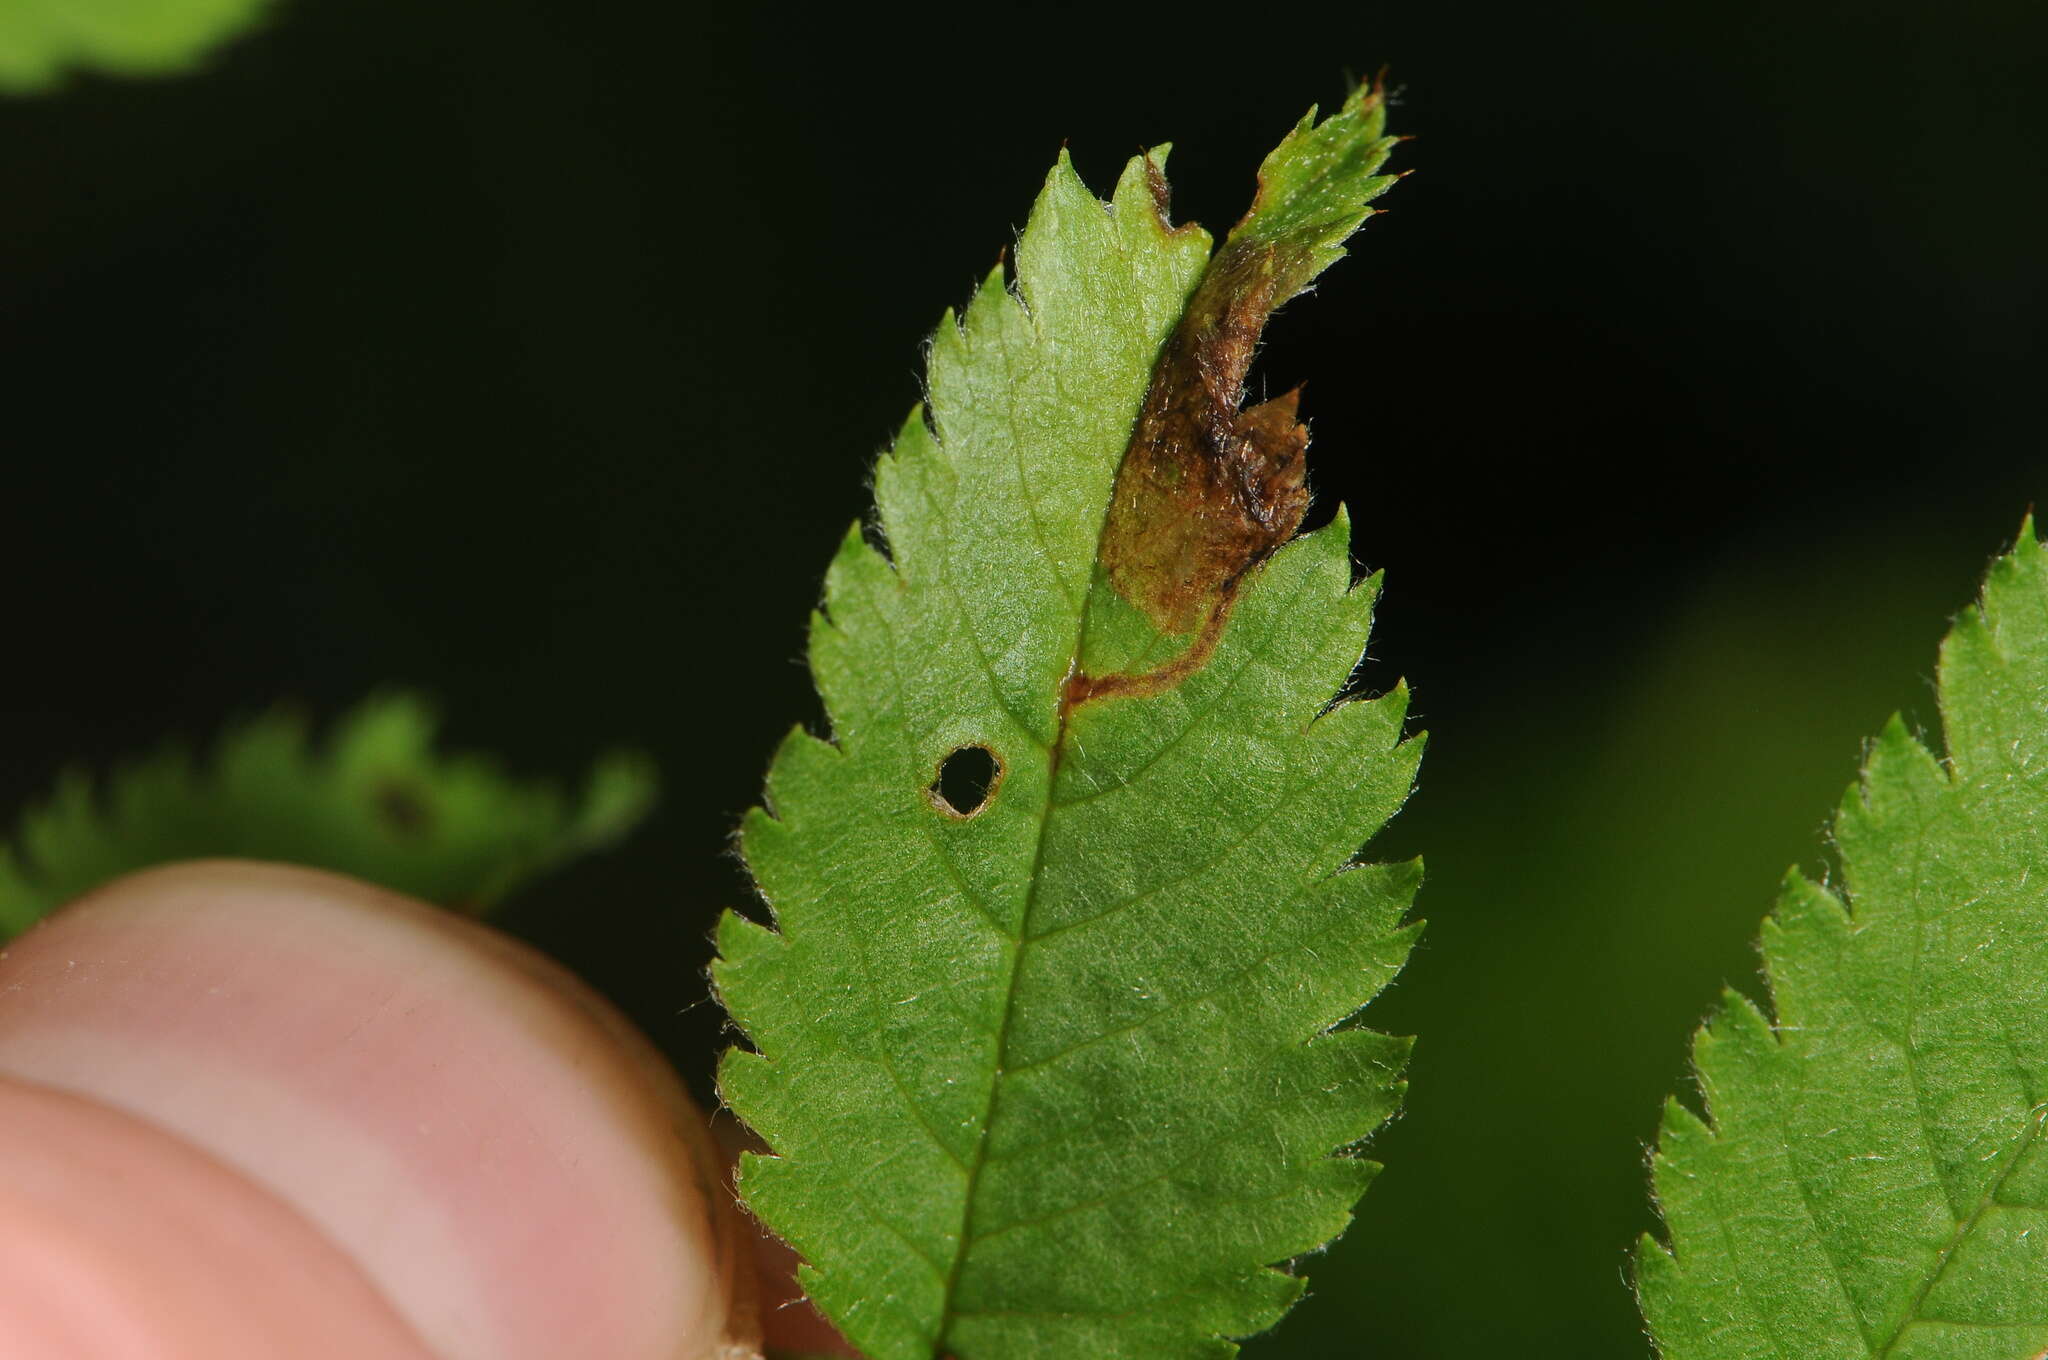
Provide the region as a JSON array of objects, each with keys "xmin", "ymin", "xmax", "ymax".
[
  {"xmin": 1062, "ymin": 591, "xmax": 1237, "ymax": 708},
  {"xmin": 1095, "ymin": 240, "xmax": 1312, "ymax": 646},
  {"xmin": 1142, "ymin": 151, "xmax": 1173, "ymax": 223},
  {"xmin": 1072, "ymin": 242, "xmax": 1316, "ymax": 714},
  {"xmin": 1071, "ymin": 78, "xmax": 1395, "ymax": 710},
  {"xmin": 1061, "ymin": 77, "xmax": 1399, "ymax": 718}
]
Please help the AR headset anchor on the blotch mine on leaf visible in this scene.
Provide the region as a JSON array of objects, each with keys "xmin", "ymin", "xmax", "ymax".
[
  {"xmin": 1096, "ymin": 240, "xmax": 1312, "ymax": 643},
  {"xmin": 1078, "ymin": 78, "xmax": 1395, "ymax": 709}
]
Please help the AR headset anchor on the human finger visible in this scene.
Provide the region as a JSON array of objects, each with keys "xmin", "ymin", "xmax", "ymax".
[{"xmin": 0, "ymin": 859, "xmax": 759, "ymax": 1360}]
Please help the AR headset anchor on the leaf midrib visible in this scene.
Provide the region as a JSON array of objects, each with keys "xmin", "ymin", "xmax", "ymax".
[
  {"xmin": 1870, "ymin": 752, "xmax": 2043, "ymax": 1358},
  {"xmin": 929, "ymin": 286, "xmax": 1198, "ymax": 1355},
  {"xmin": 930, "ymin": 647, "xmax": 1077, "ymax": 1357},
  {"xmin": 1871, "ymin": 1103, "xmax": 2047, "ymax": 1358}
]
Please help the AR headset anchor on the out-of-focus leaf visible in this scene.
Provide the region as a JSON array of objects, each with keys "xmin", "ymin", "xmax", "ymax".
[
  {"xmin": 1640, "ymin": 521, "xmax": 2048, "ymax": 1357},
  {"xmin": 0, "ymin": 0, "xmax": 271, "ymax": 93},
  {"xmin": 0, "ymin": 692, "xmax": 656, "ymax": 934}
]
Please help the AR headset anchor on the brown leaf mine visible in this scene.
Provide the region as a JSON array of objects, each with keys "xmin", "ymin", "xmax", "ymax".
[
  {"xmin": 1099, "ymin": 241, "xmax": 1312, "ymax": 640},
  {"xmin": 1067, "ymin": 238, "xmax": 1315, "ymax": 712},
  {"xmin": 1071, "ymin": 76, "xmax": 1398, "ymax": 710}
]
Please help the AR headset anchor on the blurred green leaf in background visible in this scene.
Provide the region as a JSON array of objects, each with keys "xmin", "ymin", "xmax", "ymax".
[
  {"xmin": 1245, "ymin": 518, "xmax": 1997, "ymax": 1356},
  {"xmin": 0, "ymin": 693, "xmax": 656, "ymax": 935},
  {"xmin": 0, "ymin": 0, "xmax": 271, "ymax": 93},
  {"xmin": 1639, "ymin": 522, "xmax": 2048, "ymax": 1357}
]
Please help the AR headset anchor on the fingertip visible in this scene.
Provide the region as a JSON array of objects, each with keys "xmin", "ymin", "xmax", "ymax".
[
  {"xmin": 0, "ymin": 860, "xmax": 760, "ymax": 1360},
  {"xmin": 0, "ymin": 1074, "xmax": 437, "ymax": 1359}
]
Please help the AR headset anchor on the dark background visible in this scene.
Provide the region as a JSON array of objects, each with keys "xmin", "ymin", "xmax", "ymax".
[{"xmin": 4, "ymin": 2, "xmax": 2044, "ymax": 1355}]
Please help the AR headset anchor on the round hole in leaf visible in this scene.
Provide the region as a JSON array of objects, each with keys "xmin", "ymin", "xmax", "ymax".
[{"xmin": 930, "ymin": 745, "xmax": 1002, "ymax": 818}]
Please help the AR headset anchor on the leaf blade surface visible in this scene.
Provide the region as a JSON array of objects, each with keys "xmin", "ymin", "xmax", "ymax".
[
  {"xmin": 716, "ymin": 83, "xmax": 1418, "ymax": 1360},
  {"xmin": 1640, "ymin": 524, "xmax": 2048, "ymax": 1359}
]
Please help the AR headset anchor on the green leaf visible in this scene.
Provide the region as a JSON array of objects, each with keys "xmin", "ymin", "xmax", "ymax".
[
  {"xmin": 713, "ymin": 82, "xmax": 1417, "ymax": 1360},
  {"xmin": 1639, "ymin": 522, "xmax": 2048, "ymax": 1359},
  {"xmin": 0, "ymin": 0, "xmax": 269, "ymax": 93},
  {"xmin": 0, "ymin": 692, "xmax": 657, "ymax": 936}
]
